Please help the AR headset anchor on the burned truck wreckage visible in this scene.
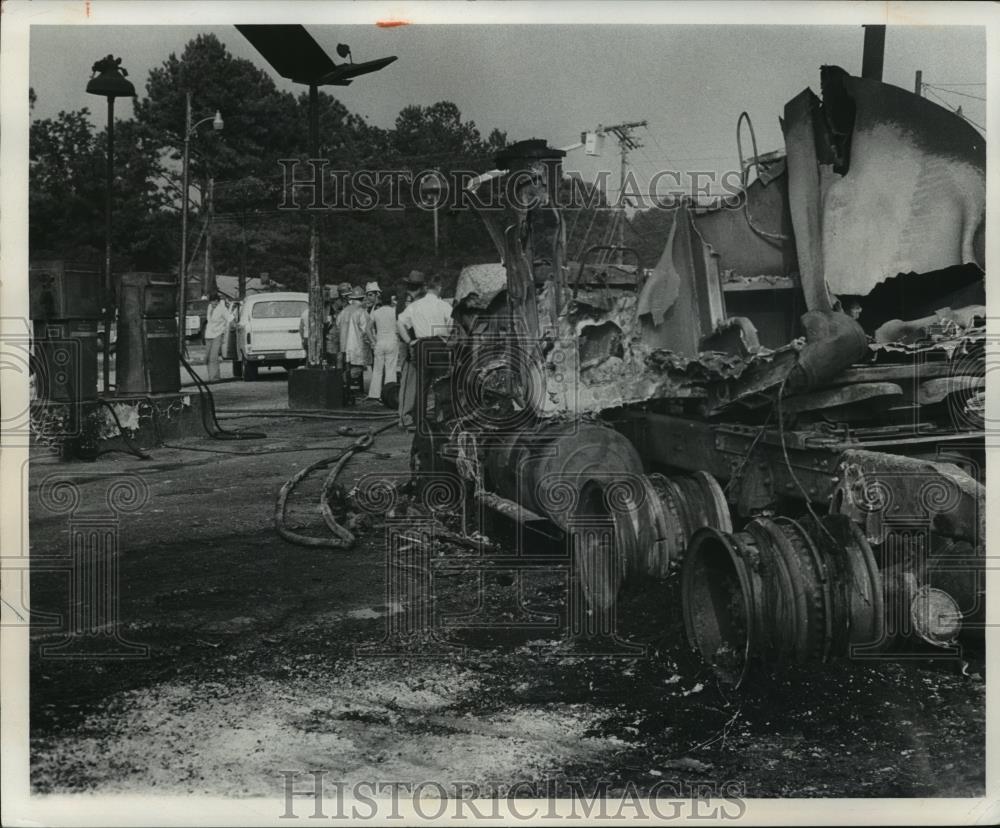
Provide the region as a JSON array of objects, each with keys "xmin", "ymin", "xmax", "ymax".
[{"xmin": 406, "ymin": 65, "xmax": 986, "ymax": 684}]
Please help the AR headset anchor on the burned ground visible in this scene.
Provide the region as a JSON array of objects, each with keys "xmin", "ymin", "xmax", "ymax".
[{"xmin": 27, "ymin": 395, "xmax": 984, "ymax": 800}]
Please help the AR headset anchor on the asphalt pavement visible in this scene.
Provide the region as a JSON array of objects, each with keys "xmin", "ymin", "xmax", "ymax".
[{"xmin": 25, "ymin": 370, "xmax": 987, "ymax": 799}]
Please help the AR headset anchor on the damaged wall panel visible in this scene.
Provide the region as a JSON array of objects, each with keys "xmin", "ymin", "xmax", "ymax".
[{"xmin": 783, "ymin": 65, "xmax": 986, "ymax": 306}]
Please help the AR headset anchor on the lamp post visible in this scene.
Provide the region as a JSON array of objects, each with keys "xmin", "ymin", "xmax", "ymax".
[
  {"xmin": 177, "ymin": 93, "xmax": 223, "ymax": 355},
  {"xmin": 419, "ymin": 171, "xmax": 446, "ymax": 257},
  {"xmin": 86, "ymin": 55, "xmax": 136, "ymax": 393}
]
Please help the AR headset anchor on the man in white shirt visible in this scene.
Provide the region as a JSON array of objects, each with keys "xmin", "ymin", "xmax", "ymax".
[
  {"xmin": 396, "ymin": 273, "xmax": 453, "ymax": 345},
  {"xmin": 396, "ymin": 271, "xmax": 453, "ymax": 452},
  {"xmin": 366, "ymin": 284, "xmax": 398, "ymax": 402},
  {"xmin": 204, "ymin": 291, "xmax": 232, "ymax": 382}
]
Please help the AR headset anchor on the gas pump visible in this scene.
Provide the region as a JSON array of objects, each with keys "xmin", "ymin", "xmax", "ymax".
[
  {"xmin": 116, "ymin": 272, "xmax": 181, "ymax": 394},
  {"xmin": 29, "ymin": 261, "xmax": 102, "ymax": 401}
]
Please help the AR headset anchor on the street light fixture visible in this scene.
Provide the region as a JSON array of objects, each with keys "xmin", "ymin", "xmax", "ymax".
[
  {"xmin": 419, "ymin": 171, "xmax": 447, "ymax": 257},
  {"xmin": 176, "ymin": 94, "xmax": 224, "ymax": 355},
  {"xmin": 86, "ymin": 54, "xmax": 136, "ymax": 393}
]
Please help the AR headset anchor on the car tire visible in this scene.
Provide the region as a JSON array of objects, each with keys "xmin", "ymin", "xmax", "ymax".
[{"xmin": 243, "ymin": 362, "xmax": 258, "ymax": 382}]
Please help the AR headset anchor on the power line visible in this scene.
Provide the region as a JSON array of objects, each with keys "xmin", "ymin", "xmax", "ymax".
[
  {"xmin": 923, "ymin": 88, "xmax": 986, "ymax": 132},
  {"xmin": 923, "ymin": 83, "xmax": 986, "ymax": 102},
  {"xmin": 642, "ymin": 124, "xmax": 683, "ymax": 172}
]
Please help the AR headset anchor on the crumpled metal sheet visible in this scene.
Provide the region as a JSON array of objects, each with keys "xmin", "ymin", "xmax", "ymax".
[
  {"xmin": 873, "ymin": 306, "xmax": 985, "ymax": 345},
  {"xmin": 542, "ymin": 285, "xmax": 666, "ymax": 416},
  {"xmin": 646, "ymin": 348, "xmax": 769, "ymax": 381},
  {"xmin": 869, "ymin": 328, "xmax": 985, "ymax": 360},
  {"xmin": 637, "ymin": 204, "xmax": 727, "ymax": 357},
  {"xmin": 783, "ymin": 66, "xmax": 986, "ymax": 305},
  {"xmin": 635, "ymin": 217, "xmax": 681, "ymax": 324},
  {"xmin": 454, "ymin": 263, "xmax": 507, "ymax": 310},
  {"xmin": 539, "ymin": 276, "xmax": 808, "ymax": 418},
  {"xmin": 834, "ymin": 449, "xmax": 984, "ymax": 551}
]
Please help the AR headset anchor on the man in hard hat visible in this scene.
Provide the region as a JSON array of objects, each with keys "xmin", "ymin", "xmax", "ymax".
[
  {"xmin": 364, "ymin": 280, "xmax": 381, "ymax": 312},
  {"xmin": 329, "ymin": 281, "xmax": 354, "ymax": 366},
  {"xmin": 322, "ymin": 284, "xmax": 347, "ymax": 364},
  {"xmin": 339, "ymin": 285, "xmax": 372, "ymax": 397}
]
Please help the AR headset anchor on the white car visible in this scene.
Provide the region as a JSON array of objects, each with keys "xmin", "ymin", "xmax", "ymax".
[{"xmin": 234, "ymin": 292, "xmax": 308, "ymax": 381}]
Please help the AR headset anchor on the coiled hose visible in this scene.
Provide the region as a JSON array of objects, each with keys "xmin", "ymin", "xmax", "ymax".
[{"xmin": 275, "ymin": 419, "xmax": 398, "ymax": 548}]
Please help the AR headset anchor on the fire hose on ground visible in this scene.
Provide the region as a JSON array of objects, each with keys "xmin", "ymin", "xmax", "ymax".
[{"xmin": 275, "ymin": 419, "xmax": 398, "ymax": 549}]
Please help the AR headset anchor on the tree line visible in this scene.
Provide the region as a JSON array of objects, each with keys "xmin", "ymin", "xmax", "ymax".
[{"xmin": 30, "ymin": 33, "xmax": 663, "ymax": 297}]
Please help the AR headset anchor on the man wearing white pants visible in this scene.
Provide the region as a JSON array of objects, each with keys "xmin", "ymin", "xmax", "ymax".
[
  {"xmin": 204, "ymin": 291, "xmax": 232, "ymax": 382},
  {"xmin": 367, "ymin": 287, "xmax": 399, "ymax": 401}
]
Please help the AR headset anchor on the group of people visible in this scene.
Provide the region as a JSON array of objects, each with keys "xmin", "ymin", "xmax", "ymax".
[{"xmin": 301, "ymin": 270, "xmax": 454, "ymax": 429}]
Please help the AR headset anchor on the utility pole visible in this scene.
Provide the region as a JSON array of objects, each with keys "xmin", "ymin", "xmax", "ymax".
[
  {"xmin": 179, "ymin": 92, "xmax": 191, "ymax": 354},
  {"xmin": 600, "ymin": 120, "xmax": 647, "ymax": 264},
  {"xmin": 203, "ymin": 175, "xmax": 215, "ymax": 297},
  {"xmin": 239, "ymin": 209, "xmax": 247, "ymax": 301},
  {"xmin": 176, "ymin": 94, "xmax": 223, "ymax": 352},
  {"xmin": 914, "ymin": 70, "xmax": 923, "ymax": 96},
  {"xmin": 307, "ymin": 82, "xmax": 322, "ymax": 367}
]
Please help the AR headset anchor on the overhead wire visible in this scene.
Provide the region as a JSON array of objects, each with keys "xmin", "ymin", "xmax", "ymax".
[
  {"xmin": 642, "ymin": 124, "xmax": 683, "ymax": 173},
  {"xmin": 923, "ymin": 83, "xmax": 986, "ymax": 102},
  {"xmin": 923, "ymin": 88, "xmax": 986, "ymax": 132}
]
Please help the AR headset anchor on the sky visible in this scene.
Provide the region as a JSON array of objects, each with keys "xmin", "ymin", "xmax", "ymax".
[{"xmin": 29, "ymin": 23, "xmax": 986, "ymax": 197}]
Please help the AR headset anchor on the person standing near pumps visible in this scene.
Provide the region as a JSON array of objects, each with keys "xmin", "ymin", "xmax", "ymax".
[
  {"xmin": 204, "ymin": 291, "xmax": 232, "ymax": 382},
  {"xmin": 396, "ymin": 280, "xmax": 417, "ymax": 427},
  {"xmin": 323, "ymin": 287, "xmax": 347, "ymax": 365},
  {"xmin": 339, "ymin": 285, "xmax": 372, "ymax": 396},
  {"xmin": 366, "ymin": 283, "xmax": 398, "ymax": 402},
  {"xmin": 396, "ymin": 271, "xmax": 453, "ymax": 442}
]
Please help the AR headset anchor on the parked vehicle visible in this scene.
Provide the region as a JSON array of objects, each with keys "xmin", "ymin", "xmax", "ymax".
[{"xmin": 233, "ymin": 292, "xmax": 308, "ymax": 381}]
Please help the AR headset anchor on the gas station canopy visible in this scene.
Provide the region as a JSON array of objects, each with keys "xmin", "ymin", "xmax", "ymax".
[{"xmin": 236, "ymin": 24, "xmax": 396, "ymax": 86}]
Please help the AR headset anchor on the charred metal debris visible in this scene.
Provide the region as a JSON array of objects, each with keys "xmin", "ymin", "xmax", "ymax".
[{"xmin": 398, "ymin": 67, "xmax": 986, "ymax": 684}]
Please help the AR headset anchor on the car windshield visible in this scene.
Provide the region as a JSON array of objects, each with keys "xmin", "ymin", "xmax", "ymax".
[{"xmin": 251, "ymin": 300, "xmax": 307, "ymax": 319}]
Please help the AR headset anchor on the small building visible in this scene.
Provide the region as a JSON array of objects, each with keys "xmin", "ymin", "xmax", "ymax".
[{"xmin": 213, "ymin": 274, "xmax": 287, "ymax": 300}]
